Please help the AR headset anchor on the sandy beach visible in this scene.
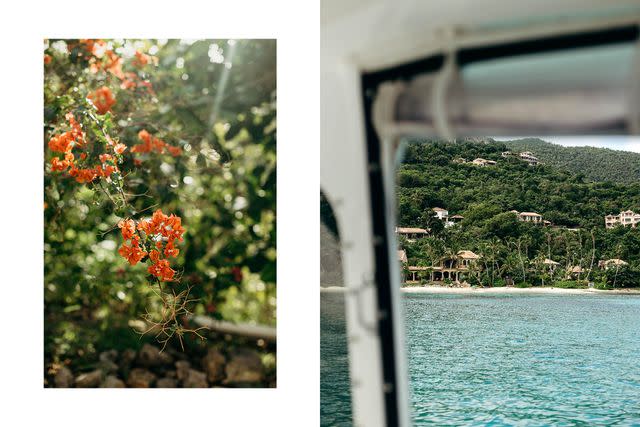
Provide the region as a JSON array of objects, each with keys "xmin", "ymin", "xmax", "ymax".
[
  {"xmin": 402, "ymin": 285, "xmax": 640, "ymax": 295},
  {"xmin": 321, "ymin": 285, "xmax": 640, "ymax": 295}
]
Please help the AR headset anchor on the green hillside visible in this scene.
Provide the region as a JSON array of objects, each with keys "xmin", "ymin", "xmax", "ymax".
[
  {"xmin": 396, "ymin": 139, "xmax": 640, "ymax": 287},
  {"xmin": 502, "ymin": 138, "xmax": 640, "ymax": 184}
]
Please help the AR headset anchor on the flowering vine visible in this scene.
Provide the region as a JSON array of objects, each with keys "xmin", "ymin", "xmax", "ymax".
[{"xmin": 44, "ymin": 38, "xmax": 205, "ymax": 350}]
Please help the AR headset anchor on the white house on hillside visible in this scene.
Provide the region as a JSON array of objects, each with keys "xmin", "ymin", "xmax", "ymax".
[
  {"xmin": 395, "ymin": 227, "xmax": 429, "ymax": 241},
  {"xmin": 519, "ymin": 212, "xmax": 543, "ymax": 223},
  {"xmin": 519, "ymin": 152, "xmax": 540, "ymax": 166},
  {"xmin": 598, "ymin": 258, "xmax": 628, "ymax": 269},
  {"xmin": 605, "ymin": 210, "xmax": 640, "ymax": 228},
  {"xmin": 471, "ymin": 158, "xmax": 497, "ymax": 167},
  {"xmin": 512, "ymin": 210, "xmax": 543, "ymax": 224},
  {"xmin": 432, "ymin": 207, "xmax": 448, "ymax": 220}
]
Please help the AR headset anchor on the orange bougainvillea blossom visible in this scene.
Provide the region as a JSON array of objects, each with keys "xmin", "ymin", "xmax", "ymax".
[
  {"xmin": 131, "ymin": 129, "xmax": 182, "ymax": 157},
  {"xmin": 48, "ymin": 112, "xmax": 85, "ymax": 153},
  {"xmin": 133, "ymin": 50, "xmax": 157, "ymax": 68},
  {"xmin": 88, "ymin": 86, "xmax": 116, "ymax": 115},
  {"xmin": 48, "ymin": 108, "xmax": 127, "ymax": 183},
  {"xmin": 78, "ymin": 40, "xmax": 155, "ymax": 93},
  {"xmin": 117, "ymin": 210, "xmax": 185, "ymax": 282}
]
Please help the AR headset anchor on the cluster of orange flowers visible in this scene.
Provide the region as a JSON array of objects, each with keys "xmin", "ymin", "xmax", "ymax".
[
  {"xmin": 133, "ymin": 50, "xmax": 156, "ymax": 68},
  {"xmin": 76, "ymin": 39, "xmax": 123, "ymax": 79},
  {"xmin": 131, "ymin": 129, "xmax": 182, "ymax": 157},
  {"xmin": 76, "ymin": 39, "xmax": 155, "ymax": 93},
  {"xmin": 48, "ymin": 112, "xmax": 126, "ymax": 183},
  {"xmin": 48, "ymin": 112, "xmax": 85, "ymax": 153},
  {"xmin": 120, "ymin": 72, "xmax": 155, "ymax": 93},
  {"xmin": 87, "ymin": 86, "xmax": 116, "ymax": 115},
  {"xmin": 117, "ymin": 209, "xmax": 185, "ymax": 282}
]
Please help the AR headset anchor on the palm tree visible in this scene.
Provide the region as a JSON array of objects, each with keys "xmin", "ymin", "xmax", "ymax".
[
  {"xmin": 585, "ymin": 230, "xmax": 596, "ymax": 283},
  {"xmin": 509, "ymin": 236, "xmax": 530, "ymax": 285}
]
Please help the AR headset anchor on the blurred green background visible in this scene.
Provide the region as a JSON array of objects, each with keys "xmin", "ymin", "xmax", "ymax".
[{"xmin": 44, "ymin": 39, "xmax": 276, "ymax": 370}]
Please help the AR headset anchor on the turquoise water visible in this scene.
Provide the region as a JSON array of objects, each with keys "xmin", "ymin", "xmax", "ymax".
[{"xmin": 321, "ymin": 292, "xmax": 640, "ymax": 426}]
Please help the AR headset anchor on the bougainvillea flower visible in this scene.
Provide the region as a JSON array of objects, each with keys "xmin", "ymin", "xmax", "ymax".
[
  {"xmin": 113, "ymin": 143, "xmax": 127, "ymax": 154},
  {"xmin": 50, "ymin": 157, "xmax": 69, "ymax": 171},
  {"xmin": 88, "ymin": 86, "xmax": 116, "ymax": 115},
  {"xmin": 65, "ymin": 113, "xmax": 85, "ymax": 146},
  {"xmin": 138, "ymin": 129, "xmax": 152, "ymax": 144},
  {"xmin": 99, "ymin": 153, "xmax": 114, "ymax": 163},
  {"xmin": 118, "ymin": 242, "xmax": 147, "ymax": 266},
  {"xmin": 116, "ymin": 210, "xmax": 184, "ymax": 282},
  {"xmin": 147, "ymin": 258, "xmax": 175, "ymax": 281},
  {"xmin": 69, "ymin": 167, "xmax": 98, "ymax": 183},
  {"xmin": 78, "ymin": 39, "xmax": 106, "ymax": 58},
  {"xmin": 167, "ymin": 145, "xmax": 182, "ymax": 156},
  {"xmin": 149, "ymin": 249, "xmax": 160, "ymax": 263},
  {"xmin": 97, "ymin": 164, "xmax": 117, "ymax": 178},
  {"xmin": 118, "ymin": 219, "xmax": 136, "ymax": 240},
  {"xmin": 104, "ymin": 50, "xmax": 124, "ymax": 79},
  {"xmin": 48, "ymin": 132, "xmax": 74, "ymax": 153},
  {"xmin": 164, "ymin": 214, "xmax": 185, "ymax": 241},
  {"xmin": 131, "ymin": 129, "xmax": 181, "ymax": 157},
  {"xmin": 164, "ymin": 240, "xmax": 179, "ymax": 258},
  {"xmin": 133, "ymin": 51, "xmax": 150, "ymax": 68},
  {"xmin": 120, "ymin": 76, "xmax": 137, "ymax": 90}
]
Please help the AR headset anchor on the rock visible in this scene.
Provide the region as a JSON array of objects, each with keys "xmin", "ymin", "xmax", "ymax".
[
  {"xmin": 100, "ymin": 360, "xmax": 119, "ymax": 374},
  {"xmin": 156, "ymin": 377, "xmax": 178, "ymax": 388},
  {"xmin": 102, "ymin": 375, "xmax": 125, "ymax": 388},
  {"xmin": 98, "ymin": 350, "xmax": 119, "ymax": 373},
  {"xmin": 175, "ymin": 360, "xmax": 191, "ymax": 382},
  {"xmin": 138, "ymin": 344, "xmax": 173, "ymax": 367},
  {"xmin": 99, "ymin": 349, "xmax": 118, "ymax": 362},
  {"xmin": 120, "ymin": 348, "xmax": 137, "ymax": 374},
  {"xmin": 202, "ymin": 348, "xmax": 226, "ymax": 383},
  {"xmin": 54, "ymin": 366, "xmax": 74, "ymax": 388},
  {"xmin": 75, "ymin": 369, "xmax": 103, "ymax": 388},
  {"xmin": 224, "ymin": 349, "xmax": 264, "ymax": 385},
  {"xmin": 165, "ymin": 370, "xmax": 177, "ymax": 379},
  {"xmin": 127, "ymin": 368, "xmax": 156, "ymax": 388},
  {"xmin": 182, "ymin": 369, "xmax": 208, "ymax": 388}
]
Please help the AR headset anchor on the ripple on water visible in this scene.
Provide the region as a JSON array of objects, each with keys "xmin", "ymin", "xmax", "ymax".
[
  {"xmin": 321, "ymin": 293, "xmax": 640, "ymax": 426},
  {"xmin": 404, "ymin": 294, "xmax": 640, "ymax": 426}
]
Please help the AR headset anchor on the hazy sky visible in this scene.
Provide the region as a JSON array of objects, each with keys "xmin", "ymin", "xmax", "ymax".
[{"xmin": 494, "ymin": 136, "xmax": 640, "ymax": 153}]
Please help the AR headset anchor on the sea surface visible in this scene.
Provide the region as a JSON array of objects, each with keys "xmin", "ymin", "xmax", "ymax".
[{"xmin": 321, "ymin": 291, "xmax": 640, "ymax": 426}]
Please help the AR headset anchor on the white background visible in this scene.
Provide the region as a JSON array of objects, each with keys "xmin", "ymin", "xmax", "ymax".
[{"xmin": 0, "ymin": 1, "xmax": 320, "ymax": 425}]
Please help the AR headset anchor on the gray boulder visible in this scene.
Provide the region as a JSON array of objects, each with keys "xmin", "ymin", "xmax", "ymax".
[
  {"xmin": 54, "ymin": 366, "xmax": 74, "ymax": 388},
  {"xmin": 75, "ymin": 369, "xmax": 103, "ymax": 388},
  {"xmin": 202, "ymin": 348, "xmax": 226, "ymax": 383}
]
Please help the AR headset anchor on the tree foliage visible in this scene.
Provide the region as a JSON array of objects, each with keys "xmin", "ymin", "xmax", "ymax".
[
  {"xmin": 503, "ymin": 138, "xmax": 640, "ymax": 184},
  {"xmin": 396, "ymin": 139, "xmax": 640, "ymax": 287},
  {"xmin": 44, "ymin": 39, "xmax": 276, "ymax": 365}
]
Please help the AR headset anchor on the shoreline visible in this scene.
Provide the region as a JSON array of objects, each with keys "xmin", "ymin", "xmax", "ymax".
[{"xmin": 321, "ymin": 285, "xmax": 640, "ymax": 295}]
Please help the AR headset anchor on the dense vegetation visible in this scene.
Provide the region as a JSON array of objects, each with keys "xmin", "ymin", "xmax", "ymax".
[
  {"xmin": 396, "ymin": 139, "xmax": 640, "ymax": 288},
  {"xmin": 502, "ymin": 138, "xmax": 640, "ymax": 184},
  {"xmin": 44, "ymin": 39, "xmax": 276, "ymax": 385}
]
